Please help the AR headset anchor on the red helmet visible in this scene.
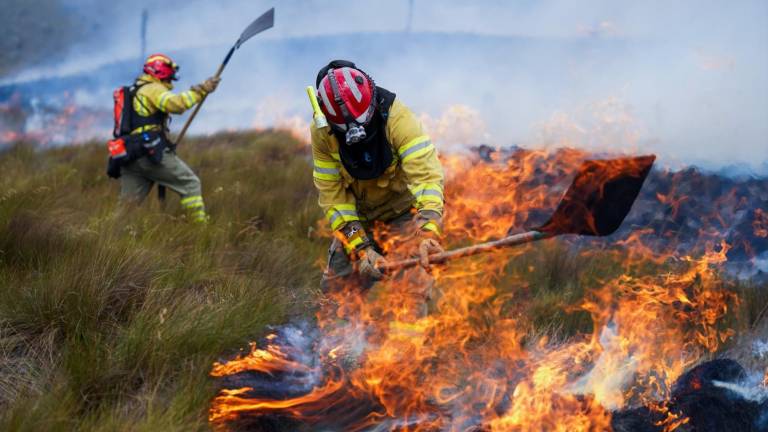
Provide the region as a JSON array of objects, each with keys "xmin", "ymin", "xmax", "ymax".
[
  {"xmin": 317, "ymin": 66, "xmax": 375, "ymax": 129},
  {"xmin": 143, "ymin": 53, "xmax": 179, "ymax": 81}
]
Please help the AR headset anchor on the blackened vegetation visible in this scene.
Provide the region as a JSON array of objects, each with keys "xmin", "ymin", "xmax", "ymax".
[
  {"xmin": 474, "ymin": 145, "xmax": 768, "ymax": 280},
  {"xmin": 214, "ymin": 329, "xmax": 767, "ymax": 431},
  {"xmin": 213, "ymin": 325, "xmax": 390, "ymax": 432},
  {"xmin": 612, "ymin": 359, "xmax": 768, "ymax": 432}
]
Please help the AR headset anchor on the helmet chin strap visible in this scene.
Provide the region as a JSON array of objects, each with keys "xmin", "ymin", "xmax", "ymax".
[{"xmin": 326, "ymin": 69, "xmax": 367, "ymax": 145}]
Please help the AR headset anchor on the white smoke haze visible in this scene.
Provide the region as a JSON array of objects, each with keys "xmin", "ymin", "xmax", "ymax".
[
  {"xmin": 712, "ymin": 380, "xmax": 768, "ymax": 404},
  {"xmin": 1, "ymin": 0, "xmax": 766, "ymax": 171}
]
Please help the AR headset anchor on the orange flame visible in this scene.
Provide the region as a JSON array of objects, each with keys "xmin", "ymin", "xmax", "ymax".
[
  {"xmin": 754, "ymin": 209, "xmax": 768, "ymax": 238},
  {"xmin": 208, "ymin": 147, "xmax": 742, "ymax": 431},
  {"xmin": 210, "ymin": 340, "xmax": 314, "ymax": 377},
  {"xmin": 0, "ymin": 91, "xmax": 108, "ymax": 146}
]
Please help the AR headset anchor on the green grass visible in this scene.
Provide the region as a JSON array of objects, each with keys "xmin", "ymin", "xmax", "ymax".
[
  {"xmin": 0, "ymin": 131, "xmax": 325, "ymax": 431},
  {"xmin": 0, "ymin": 131, "xmax": 765, "ymax": 431}
]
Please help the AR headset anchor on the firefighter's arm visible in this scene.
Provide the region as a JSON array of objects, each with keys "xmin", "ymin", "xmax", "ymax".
[
  {"xmin": 311, "ymin": 126, "xmax": 369, "ymax": 255},
  {"xmin": 389, "ymin": 101, "xmax": 445, "ymax": 235},
  {"xmin": 143, "ymin": 83, "xmax": 204, "ymax": 115}
]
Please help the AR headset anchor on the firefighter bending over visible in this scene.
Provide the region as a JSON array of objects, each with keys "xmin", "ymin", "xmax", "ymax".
[{"xmin": 309, "ymin": 60, "xmax": 444, "ymax": 305}]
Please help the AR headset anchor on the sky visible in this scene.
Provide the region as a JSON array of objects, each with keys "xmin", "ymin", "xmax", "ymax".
[{"xmin": 5, "ymin": 0, "xmax": 768, "ymax": 170}]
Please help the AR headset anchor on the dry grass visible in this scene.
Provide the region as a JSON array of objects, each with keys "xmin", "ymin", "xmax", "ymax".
[{"xmin": 0, "ymin": 131, "xmax": 324, "ymax": 431}]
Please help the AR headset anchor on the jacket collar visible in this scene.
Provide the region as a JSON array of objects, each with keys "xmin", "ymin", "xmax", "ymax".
[{"xmin": 136, "ymin": 74, "xmax": 173, "ymax": 90}]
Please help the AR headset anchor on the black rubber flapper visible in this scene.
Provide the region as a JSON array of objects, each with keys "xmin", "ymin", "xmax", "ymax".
[{"xmin": 536, "ymin": 155, "xmax": 656, "ymax": 237}]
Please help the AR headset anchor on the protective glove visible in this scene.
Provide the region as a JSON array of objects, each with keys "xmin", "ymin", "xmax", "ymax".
[
  {"xmin": 191, "ymin": 76, "xmax": 221, "ymax": 95},
  {"xmin": 358, "ymin": 246, "xmax": 386, "ymax": 280},
  {"xmin": 414, "ymin": 210, "xmax": 444, "ymax": 270},
  {"xmin": 418, "ymin": 237, "xmax": 444, "ymax": 270}
]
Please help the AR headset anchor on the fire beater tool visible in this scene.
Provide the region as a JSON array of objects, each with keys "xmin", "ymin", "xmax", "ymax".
[
  {"xmin": 379, "ymin": 155, "xmax": 656, "ymax": 273},
  {"xmin": 173, "ymin": 7, "xmax": 275, "ymax": 146},
  {"xmin": 158, "ymin": 8, "xmax": 273, "ymax": 203}
]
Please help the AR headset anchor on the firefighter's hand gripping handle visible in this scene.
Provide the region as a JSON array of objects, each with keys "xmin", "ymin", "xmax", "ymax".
[
  {"xmin": 377, "ymin": 231, "xmax": 550, "ymax": 273},
  {"xmin": 306, "ymin": 86, "xmax": 329, "ymax": 129}
]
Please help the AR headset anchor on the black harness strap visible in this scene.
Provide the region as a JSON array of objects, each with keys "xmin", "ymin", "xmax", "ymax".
[{"xmin": 128, "ymin": 81, "xmax": 168, "ymax": 134}]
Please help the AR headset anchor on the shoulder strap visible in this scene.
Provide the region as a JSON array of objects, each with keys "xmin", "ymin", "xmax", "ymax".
[
  {"xmin": 375, "ymin": 86, "xmax": 396, "ymax": 119},
  {"xmin": 125, "ymin": 81, "xmax": 168, "ymax": 134},
  {"xmin": 130, "ymin": 83, "xmax": 152, "ymax": 114},
  {"xmin": 375, "ymin": 87, "xmax": 398, "ymax": 160}
]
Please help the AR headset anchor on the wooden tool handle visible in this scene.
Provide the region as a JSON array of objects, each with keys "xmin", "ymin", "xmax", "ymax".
[
  {"xmin": 174, "ymin": 62, "xmax": 226, "ymax": 146},
  {"xmin": 379, "ymin": 230, "xmax": 548, "ymax": 272}
]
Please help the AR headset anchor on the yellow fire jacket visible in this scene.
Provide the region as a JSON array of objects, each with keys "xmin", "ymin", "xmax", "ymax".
[
  {"xmin": 130, "ymin": 74, "xmax": 206, "ymax": 134},
  {"xmin": 311, "ymin": 99, "xmax": 444, "ymax": 240}
]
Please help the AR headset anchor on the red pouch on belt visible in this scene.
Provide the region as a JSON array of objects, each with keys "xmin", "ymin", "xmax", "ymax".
[{"xmin": 107, "ymin": 138, "xmax": 127, "ymax": 159}]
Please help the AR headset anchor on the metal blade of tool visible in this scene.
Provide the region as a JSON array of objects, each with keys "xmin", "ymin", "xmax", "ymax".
[
  {"xmin": 175, "ymin": 7, "xmax": 275, "ymax": 147},
  {"xmin": 535, "ymin": 154, "xmax": 656, "ymax": 237},
  {"xmin": 236, "ymin": 7, "xmax": 274, "ymax": 49}
]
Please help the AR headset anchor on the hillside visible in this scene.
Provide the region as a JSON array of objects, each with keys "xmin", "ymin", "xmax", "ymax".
[
  {"xmin": 0, "ymin": 131, "xmax": 325, "ymax": 431},
  {"xmin": 0, "ymin": 131, "xmax": 766, "ymax": 431}
]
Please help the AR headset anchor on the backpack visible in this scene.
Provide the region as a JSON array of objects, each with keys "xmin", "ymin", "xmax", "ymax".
[
  {"xmin": 106, "ymin": 84, "xmax": 169, "ymax": 179},
  {"xmin": 112, "ymin": 86, "xmax": 133, "ymax": 138}
]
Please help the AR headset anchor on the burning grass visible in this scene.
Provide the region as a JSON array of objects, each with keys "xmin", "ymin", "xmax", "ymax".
[
  {"xmin": 0, "ymin": 131, "xmax": 765, "ymax": 431},
  {"xmin": 206, "ymin": 143, "xmax": 768, "ymax": 431}
]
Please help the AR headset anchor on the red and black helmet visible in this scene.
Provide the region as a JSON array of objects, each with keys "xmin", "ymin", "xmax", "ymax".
[
  {"xmin": 143, "ymin": 53, "xmax": 179, "ymax": 81},
  {"xmin": 316, "ymin": 61, "xmax": 376, "ymax": 134}
]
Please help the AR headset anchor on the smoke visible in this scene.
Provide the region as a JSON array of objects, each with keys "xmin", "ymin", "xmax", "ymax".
[
  {"xmin": 712, "ymin": 380, "xmax": 768, "ymax": 404},
  {"xmin": 1, "ymin": 0, "xmax": 766, "ymax": 171},
  {"xmin": 0, "ymin": 0, "xmax": 89, "ymax": 77}
]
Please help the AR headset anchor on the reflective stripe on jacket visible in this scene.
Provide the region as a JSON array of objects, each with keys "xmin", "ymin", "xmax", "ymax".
[
  {"xmin": 311, "ymin": 99, "xmax": 444, "ymax": 231},
  {"xmin": 131, "ymin": 74, "xmax": 205, "ymax": 134}
]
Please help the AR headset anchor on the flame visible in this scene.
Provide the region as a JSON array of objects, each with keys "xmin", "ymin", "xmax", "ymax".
[
  {"xmin": 754, "ymin": 209, "xmax": 768, "ymax": 238},
  {"xmin": 208, "ymin": 147, "xmax": 744, "ymax": 431},
  {"xmin": 209, "ymin": 379, "xmax": 346, "ymax": 425},
  {"xmin": 0, "ymin": 90, "xmax": 108, "ymax": 147},
  {"xmin": 210, "ymin": 340, "xmax": 314, "ymax": 377}
]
